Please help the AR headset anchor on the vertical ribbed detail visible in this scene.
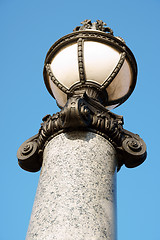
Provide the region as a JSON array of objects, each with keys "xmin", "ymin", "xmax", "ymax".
[{"xmin": 77, "ymin": 38, "xmax": 86, "ymax": 84}]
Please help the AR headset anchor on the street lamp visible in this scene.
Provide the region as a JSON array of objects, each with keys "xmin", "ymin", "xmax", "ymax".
[{"xmin": 17, "ymin": 20, "xmax": 147, "ymax": 240}]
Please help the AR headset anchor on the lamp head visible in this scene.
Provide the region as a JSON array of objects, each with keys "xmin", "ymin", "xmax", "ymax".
[{"xmin": 43, "ymin": 20, "xmax": 137, "ymax": 109}]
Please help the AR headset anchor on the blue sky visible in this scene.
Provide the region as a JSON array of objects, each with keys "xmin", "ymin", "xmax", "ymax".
[{"xmin": 1, "ymin": 0, "xmax": 160, "ymax": 239}]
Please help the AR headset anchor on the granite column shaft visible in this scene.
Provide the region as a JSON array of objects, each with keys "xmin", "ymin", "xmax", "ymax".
[{"xmin": 26, "ymin": 131, "xmax": 117, "ymax": 240}]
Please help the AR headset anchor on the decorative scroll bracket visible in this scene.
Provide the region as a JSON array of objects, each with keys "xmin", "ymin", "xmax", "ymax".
[{"xmin": 17, "ymin": 93, "xmax": 147, "ymax": 172}]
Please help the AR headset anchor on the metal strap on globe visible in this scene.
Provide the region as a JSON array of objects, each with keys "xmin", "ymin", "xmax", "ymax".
[
  {"xmin": 45, "ymin": 63, "xmax": 70, "ymax": 94},
  {"xmin": 101, "ymin": 52, "xmax": 126, "ymax": 89}
]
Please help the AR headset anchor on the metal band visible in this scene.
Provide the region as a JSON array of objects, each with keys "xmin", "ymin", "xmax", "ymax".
[
  {"xmin": 77, "ymin": 38, "xmax": 86, "ymax": 84},
  {"xmin": 101, "ymin": 52, "xmax": 126, "ymax": 90},
  {"xmin": 45, "ymin": 64, "xmax": 70, "ymax": 94}
]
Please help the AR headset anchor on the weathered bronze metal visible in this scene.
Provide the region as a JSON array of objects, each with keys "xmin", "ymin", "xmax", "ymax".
[{"xmin": 17, "ymin": 92, "xmax": 146, "ymax": 172}]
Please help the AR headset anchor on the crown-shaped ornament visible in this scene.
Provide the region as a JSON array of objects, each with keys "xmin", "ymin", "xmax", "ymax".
[{"xmin": 73, "ymin": 19, "xmax": 114, "ymax": 35}]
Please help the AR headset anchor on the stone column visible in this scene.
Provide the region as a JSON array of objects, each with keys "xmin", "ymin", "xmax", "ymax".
[{"xmin": 26, "ymin": 131, "xmax": 117, "ymax": 240}]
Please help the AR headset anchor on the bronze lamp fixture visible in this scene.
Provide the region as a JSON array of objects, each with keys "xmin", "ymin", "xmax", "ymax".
[{"xmin": 44, "ymin": 19, "xmax": 137, "ymax": 110}]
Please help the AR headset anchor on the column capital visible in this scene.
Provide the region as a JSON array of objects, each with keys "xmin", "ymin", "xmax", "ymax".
[{"xmin": 17, "ymin": 93, "xmax": 146, "ymax": 172}]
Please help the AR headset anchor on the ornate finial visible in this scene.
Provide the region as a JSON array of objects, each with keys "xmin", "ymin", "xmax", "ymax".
[{"xmin": 73, "ymin": 19, "xmax": 114, "ymax": 35}]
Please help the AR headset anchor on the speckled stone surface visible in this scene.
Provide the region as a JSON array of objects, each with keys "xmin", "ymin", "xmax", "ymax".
[{"xmin": 26, "ymin": 131, "xmax": 117, "ymax": 240}]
